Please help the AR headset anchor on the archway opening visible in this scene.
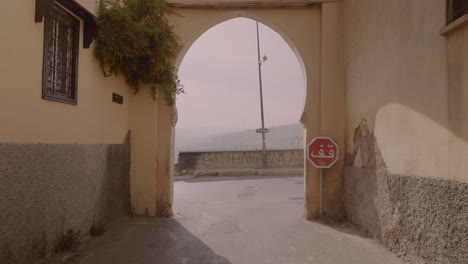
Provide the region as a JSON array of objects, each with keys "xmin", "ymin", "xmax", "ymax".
[{"xmin": 173, "ymin": 17, "xmax": 306, "ymax": 216}]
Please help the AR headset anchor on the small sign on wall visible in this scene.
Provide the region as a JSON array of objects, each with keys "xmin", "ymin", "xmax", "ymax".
[{"xmin": 112, "ymin": 93, "xmax": 123, "ymax": 104}]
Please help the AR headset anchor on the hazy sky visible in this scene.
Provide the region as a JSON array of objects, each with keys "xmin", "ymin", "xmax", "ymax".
[{"xmin": 176, "ymin": 18, "xmax": 305, "ymax": 133}]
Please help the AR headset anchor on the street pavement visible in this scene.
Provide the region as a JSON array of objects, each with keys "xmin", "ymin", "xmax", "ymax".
[{"xmin": 63, "ymin": 176, "xmax": 402, "ymax": 264}]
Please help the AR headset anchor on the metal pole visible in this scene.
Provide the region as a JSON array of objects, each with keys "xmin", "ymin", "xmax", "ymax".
[
  {"xmin": 321, "ymin": 168, "xmax": 327, "ymax": 219},
  {"xmin": 256, "ymin": 21, "xmax": 267, "ymax": 168}
]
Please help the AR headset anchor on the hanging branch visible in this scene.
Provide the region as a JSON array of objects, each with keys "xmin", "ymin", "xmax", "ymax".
[{"xmin": 94, "ymin": 0, "xmax": 183, "ymax": 105}]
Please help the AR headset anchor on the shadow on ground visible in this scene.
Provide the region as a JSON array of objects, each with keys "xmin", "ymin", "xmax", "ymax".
[{"xmin": 62, "ymin": 217, "xmax": 232, "ymax": 264}]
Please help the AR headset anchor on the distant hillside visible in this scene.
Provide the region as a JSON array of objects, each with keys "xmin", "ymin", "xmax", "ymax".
[{"xmin": 175, "ymin": 123, "xmax": 304, "ymax": 160}]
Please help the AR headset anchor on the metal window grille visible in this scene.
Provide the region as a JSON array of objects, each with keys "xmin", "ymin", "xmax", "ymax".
[
  {"xmin": 42, "ymin": 4, "xmax": 79, "ymax": 104},
  {"xmin": 447, "ymin": 0, "xmax": 468, "ymax": 23}
]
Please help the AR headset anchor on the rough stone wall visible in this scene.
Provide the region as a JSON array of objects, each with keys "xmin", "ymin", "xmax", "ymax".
[
  {"xmin": 0, "ymin": 133, "xmax": 131, "ymax": 264},
  {"xmin": 177, "ymin": 149, "xmax": 303, "ymax": 172},
  {"xmin": 344, "ymin": 122, "xmax": 468, "ymax": 264},
  {"xmin": 345, "ymin": 168, "xmax": 467, "ymax": 264}
]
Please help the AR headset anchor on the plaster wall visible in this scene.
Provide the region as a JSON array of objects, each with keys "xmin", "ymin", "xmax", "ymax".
[
  {"xmin": 343, "ymin": 0, "xmax": 468, "ymax": 263},
  {"xmin": 343, "ymin": 0, "xmax": 468, "ymax": 183},
  {"xmin": 170, "ymin": 7, "xmax": 320, "ymax": 83},
  {"xmin": 446, "ymin": 21, "xmax": 468, "ymax": 183},
  {"xmin": 0, "ymin": 0, "xmax": 129, "ymax": 145},
  {"xmin": 0, "ymin": 2, "xmax": 133, "ymax": 263}
]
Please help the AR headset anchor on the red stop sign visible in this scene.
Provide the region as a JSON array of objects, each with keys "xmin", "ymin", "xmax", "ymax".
[{"xmin": 307, "ymin": 137, "xmax": 339, "ymax": 168}]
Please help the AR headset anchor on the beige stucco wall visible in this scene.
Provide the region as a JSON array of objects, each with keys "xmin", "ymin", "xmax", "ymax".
[
  {"xmin": 446, "ymin": 21, "xmax": 468, "ymax": 182},
  {"xmin": 344, "ymin": 0, "xmax": 468, "ymax": 182},
  {"xmin": 0, "ymin": 1, "xmax": 129, "ymax": 144},
  {"xmin": 171, "ymin": 8, "xmax": 316, "ymax": 76}
]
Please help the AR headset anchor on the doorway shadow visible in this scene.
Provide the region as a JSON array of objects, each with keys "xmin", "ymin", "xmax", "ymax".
[{"xmin": 63, "ymin": 216, "xmax": 232, "ymax": 264}]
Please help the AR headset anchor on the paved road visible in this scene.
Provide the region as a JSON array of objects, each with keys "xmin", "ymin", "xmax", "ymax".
[{"xmin": 64, "ymin": 176, "xmax": 402, "ymax": 264}]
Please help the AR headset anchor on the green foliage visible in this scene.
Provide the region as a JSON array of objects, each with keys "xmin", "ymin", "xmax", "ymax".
[
  {"xmin": 95, "ymin": 0, "xmax": 183, "ymax": 105},
  {"xmin": 54, "ymin": 229, "xmax": 81, "ymax": 252},
  {"xmin": 89, "ymin": 220, "xmax": 106, "ymax": 236}
]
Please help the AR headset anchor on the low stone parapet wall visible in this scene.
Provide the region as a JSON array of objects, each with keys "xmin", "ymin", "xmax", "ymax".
[{"xmin": 177, "ymin": 149, "xmax": 304, "ymax": 174}]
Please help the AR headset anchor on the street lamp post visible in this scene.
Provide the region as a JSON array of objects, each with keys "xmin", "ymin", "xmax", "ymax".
[{"xmin": 256, "ymin": 21, "xmax": 268, "ymax": 168}]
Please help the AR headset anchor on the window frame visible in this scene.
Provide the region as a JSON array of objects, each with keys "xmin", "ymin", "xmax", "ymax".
[
  {"xmin": 447, "ymin": 0, "xmax": 468, "ymax": 24},
  {"xmin": 41, "ymin": 3, "xmax": 80, "ymax": 105}
]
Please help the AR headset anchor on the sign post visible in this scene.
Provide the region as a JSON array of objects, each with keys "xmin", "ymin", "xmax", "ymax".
[{"xmin": 306, "ymin": 137, "xmax": 339, "ymax": 219}]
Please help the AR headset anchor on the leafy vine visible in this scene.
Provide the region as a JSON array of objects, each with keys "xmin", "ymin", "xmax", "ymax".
[{"xmin": 94, "ymin": 0, "xmax": 183, "ymax": 105}]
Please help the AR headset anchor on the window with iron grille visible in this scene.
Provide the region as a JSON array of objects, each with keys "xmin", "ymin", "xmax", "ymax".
[
  {"xmin": 447, "ymin": 0, "xmax": 468, "ymax": 24},
  {"xmin": 42, "ymin": 4, "xmax": 79, "ymax": 104}
]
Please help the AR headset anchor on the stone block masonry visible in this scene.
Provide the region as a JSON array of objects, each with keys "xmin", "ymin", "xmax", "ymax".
[{"xmin": 0, "ymin": 133, "xmax": 131, "ymax": 264}]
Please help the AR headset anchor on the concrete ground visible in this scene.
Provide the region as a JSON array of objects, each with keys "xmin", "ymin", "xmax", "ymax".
[{"xmin": 63, "ymin": 176, "xmax": 402, "ymax": 264}]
